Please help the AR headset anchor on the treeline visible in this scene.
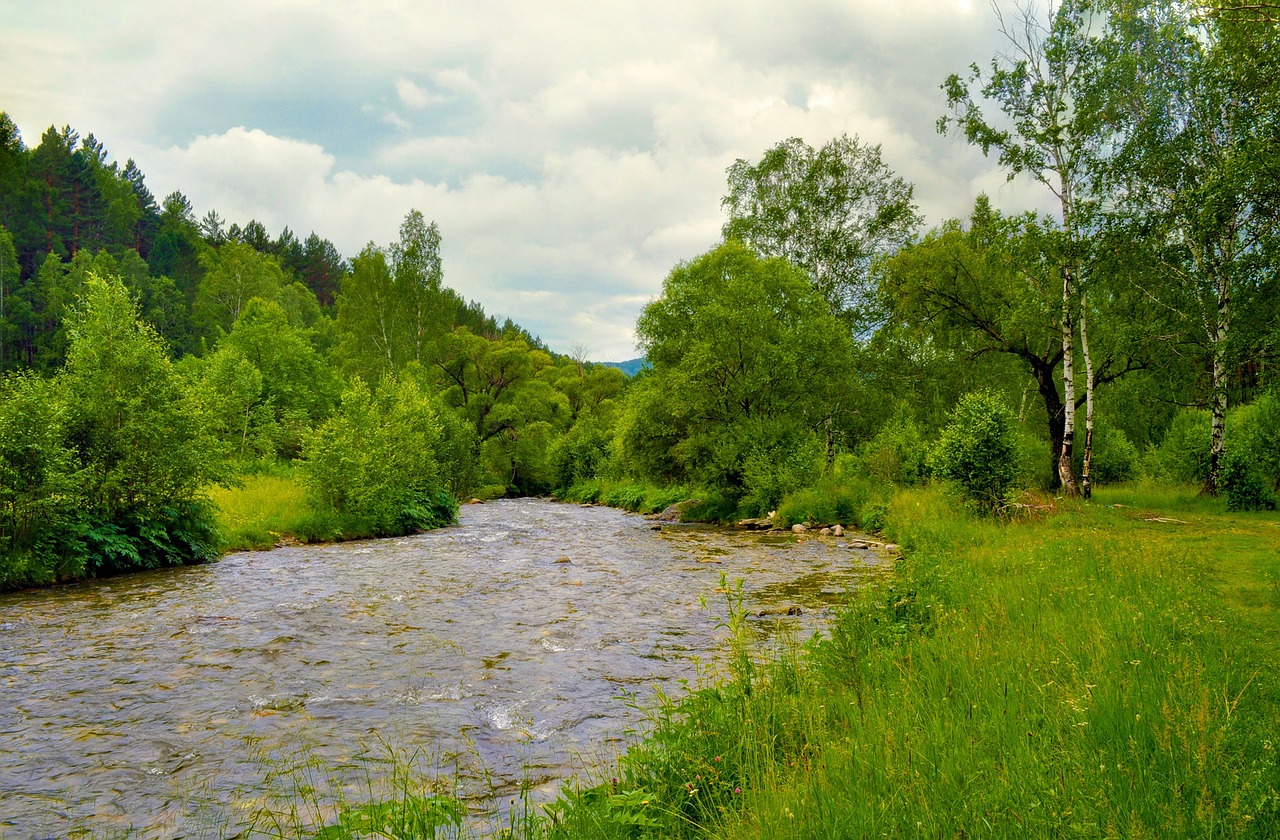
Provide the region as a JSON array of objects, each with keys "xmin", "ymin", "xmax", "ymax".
[
  {"xmin": 0, "ymin": 119, "xmax": 629, "ymax": 589},
  {"xmin": 2, "ymin": 0, "xmax": 1279, "ymax": 590}
]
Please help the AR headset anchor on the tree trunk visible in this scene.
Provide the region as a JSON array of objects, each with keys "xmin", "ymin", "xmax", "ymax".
[
  {"xmin": 1034, "ymin": 360, "xmax": 1066, "ymax": 491},
  {"xmin": 1058, "ymin": 266, "xmax": 1080, "ymax": 496},
  {"xmin": 1080, "ymin": 288, "xmax": 1095, "ymax": 501},
  {"xmin": 1205, "ymin": 275, "xmax": 1229, "ymax": 494}
]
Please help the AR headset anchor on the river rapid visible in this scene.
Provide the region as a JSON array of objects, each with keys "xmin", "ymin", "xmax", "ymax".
[{"xmin": 0, "ymin": 499, "xmax": 888, "ymax": 838}]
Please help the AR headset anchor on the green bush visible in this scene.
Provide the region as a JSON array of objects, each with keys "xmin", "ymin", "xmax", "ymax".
[
  {"xmin": 681, "ymin": 489, "xmax": 742, "ymax": 523},
  {"xmin": 1146, "ymin": 408, "xmax": 1211, "ymax": 483},
  {"xmin": 859, "ymin": 501, "xmax": 890, "ymax": 532},
  {"xmin": 303, "ymin": 377, "xmax": 456, "ymax": 537},
  {"xmin": 858, "ymin": 410, "xmax": 928, "ymax": 485},
  {"xmin": 776, "ymin": 479, "xmax": 871, "ymax": 527},
  {"xmin": 740, "ymin": 426, "xmax": 824, "ymax": 516},
  {"xmin": 601, "ymin": 484, "xmax": 647, "ymax": 511},
  {"xmin": 557, "ymin": 480, "xmax": 603, "ymax": 504},
  {"xmin": 1227, "ymin": 391, "xmax": 1280, "ymax": 491},
  {"xmin": 928, "ymin": 391, "xmax": 1019, "ymax": 513},
  {"xmin": 1221, "ymin": 451, "xmax": 1278, "ymax": 511}
]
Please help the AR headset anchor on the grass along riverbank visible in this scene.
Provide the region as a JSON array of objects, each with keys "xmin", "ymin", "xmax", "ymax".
[
  {"xmin": 207, "ymin": 480, "xmax": 1279, "ymax": 838},
  {"xmin": 518, "ymin": 484, "xmax": 1279, "ymax": 839}
]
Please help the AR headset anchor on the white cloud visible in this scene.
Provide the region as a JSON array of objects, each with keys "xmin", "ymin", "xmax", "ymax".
[{"xmin": 1, "ymin": 0, "xmax": 1052, "ymax": 360}]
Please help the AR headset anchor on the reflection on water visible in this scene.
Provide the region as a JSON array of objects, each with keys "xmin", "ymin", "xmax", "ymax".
[{"xmin": 0, "ymin": 499, "xmax": 887, "ymax": 837}]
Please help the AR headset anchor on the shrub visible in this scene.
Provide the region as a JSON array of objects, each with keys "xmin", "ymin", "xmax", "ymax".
[
  {"xmin": 740, "ymin": 426, "xmax": 824, "ymax": 516},
  {"xmin": 928, "ymin": 391, "xmax": 1019, "ymax": 513},
  {"xmin": 776, "ymin": 479, "xmax": 872, "ymax": 527},
  {"xmin": 859, "ymin": 501, "xmax": 890, "ymax": 532},
  {"xmin": 858, "ymin": 410, "xmax": 928, "ymax": 485},
  {"xmin": 1078, "ymin": 420, "xmax": 1141, "ymax": 485},
  {"xmin": 1146, "ymin": 408, "xmax": 1211, "ymax": 483},
  {"xmin": 1221, "ymin": 451, "xmax": 1278, "ymax": 511},
  {"xmin": 602, "ymin": 484, "xmax": 648, "ymax": 511},
  {"xmin": 303, "ymin": 377, "xmax": 456, "ymax": 536}
]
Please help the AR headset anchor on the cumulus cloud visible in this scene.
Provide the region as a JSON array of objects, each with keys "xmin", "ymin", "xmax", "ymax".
[{"xmin": 2, "ymin": 0, "xmax": 1051, "ymax": 359}]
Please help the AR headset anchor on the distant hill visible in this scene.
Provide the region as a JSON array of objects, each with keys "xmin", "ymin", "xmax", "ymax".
[{"xmin": 598, "ymin": 357, "xmax": 648, "ymax": 376}]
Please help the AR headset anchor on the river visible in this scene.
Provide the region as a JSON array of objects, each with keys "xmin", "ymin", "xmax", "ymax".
[{"xmin": 0, "ymin": 499, "xmax": 888, "ymax": 838}]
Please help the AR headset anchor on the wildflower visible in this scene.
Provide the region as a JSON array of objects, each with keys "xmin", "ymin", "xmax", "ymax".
[{"xmin": 734, "ymin": 787, "xmax": 741, "ymax": 794}]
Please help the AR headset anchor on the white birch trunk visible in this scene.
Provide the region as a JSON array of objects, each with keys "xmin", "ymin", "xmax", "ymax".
[
  {"xmin": 1080, "ymin": 288, "xmax": 1095, "ymax": 500},
  {"xmin": 1058, "ymin": 265, "xmax": 1080, "ymax": 495}
]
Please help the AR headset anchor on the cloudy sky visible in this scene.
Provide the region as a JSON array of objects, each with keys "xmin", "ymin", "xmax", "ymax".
[{"xmin": 1, "ymin": 0, "xmax": 1051, "ymax": 360}]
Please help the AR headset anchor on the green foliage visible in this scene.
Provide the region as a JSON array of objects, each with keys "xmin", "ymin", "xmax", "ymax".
[
  {"xmin": 548, "ymin": 418, "xmax": 614, "ymax": 491},
  {"xmin": 1147, "ymin": 408, "xmax": 1212, "ymax": 483},
  {"xmin": 193, "ymin": 241, "xmax": 289, "ymax": 341},
  {"xmin": 775, "ymin": 478, "xmax": 874, "ymax": 528},
  {"xmin": 928, "ymin": 390, "xmax": 1019, "ymax": 512},
  {"xmin": 626, "ymin": 241, "xmax": 853, "ymax": 495},
  {"xmin": 1083, "ymin": 422, "xmax": 1141, "ymax": 485},
  {"xmin": 0, "ymin": 372, "xmax": 80, "ymax": 586},
  {"xmin": 303, "ymin": 377, "xmax": 457, "ymax": 537},
  {"xmin": 601, "ymin": 484, "xmax": 648, "ymax": 511},
  {"xmin": 1, "ymin": 273, "xmax": 220, "ymax": 588},
  {"xmin": 1220, "ymin": 451, "xmax": 1277, "ymax": 512},
  {"xmin": 857, "ymin": 409, "xmax": 929, "ymax": 485},
  {"xmin": 740, "ymin": 422, "xmax": 824, "ymax": 516},
  {"xmin": 723, "ymin": 134, "xmax": 921, "ymax": 323}
]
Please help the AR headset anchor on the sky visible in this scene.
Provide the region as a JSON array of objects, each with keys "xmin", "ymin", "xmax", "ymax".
[{"xmin": 0, "ymin": 0, "xmax": 1052, "ymax": 361}]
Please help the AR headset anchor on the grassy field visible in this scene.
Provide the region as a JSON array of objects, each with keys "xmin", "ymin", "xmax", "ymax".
[{"xmin": 516, "ymin": 483, "xmax": 1280, "ymax": 839}]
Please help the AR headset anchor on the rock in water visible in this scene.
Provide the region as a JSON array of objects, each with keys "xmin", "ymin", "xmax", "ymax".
[{"xmin": 648, "ymin": 499, "xmax": 702, "ymax": 522}]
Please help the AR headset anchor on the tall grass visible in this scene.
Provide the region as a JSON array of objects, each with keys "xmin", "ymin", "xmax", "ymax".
[
  {"xmin": 208, "ymin": 466, "xmax": 356, "ymax": 550},
  {"xmin": 518, "ymin": 485, "xmax": 1280, "ymax": 838}
]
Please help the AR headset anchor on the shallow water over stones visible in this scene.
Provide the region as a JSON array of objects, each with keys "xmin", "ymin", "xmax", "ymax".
[{"xmin": 0, "ymin": 499, "xmax": 887, "ymax": 837}]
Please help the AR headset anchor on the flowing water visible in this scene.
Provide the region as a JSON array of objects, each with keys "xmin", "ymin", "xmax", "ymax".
[{"xmin": 0, "ymin": 499, "xmax": 889, "ymax": 838}]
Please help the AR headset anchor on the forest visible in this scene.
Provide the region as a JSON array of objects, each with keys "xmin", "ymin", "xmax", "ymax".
[{"xmin": 1, "ymin": 0, "xmax": 1278, "ymax": 591}]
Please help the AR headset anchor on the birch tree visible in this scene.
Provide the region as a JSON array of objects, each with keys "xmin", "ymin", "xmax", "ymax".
[
  {"xmin": 1103, "ymin": 1, "xmax": 1279, "ymax": 492},
  {"xmin": 940, "ymin": 0, "xmax": 1110, "ymax": 495}
]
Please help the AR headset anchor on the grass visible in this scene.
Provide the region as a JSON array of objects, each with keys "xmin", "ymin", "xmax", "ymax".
[
  {"xmin": 513, "ymin": 482, "xmax": 1280, "ymax": 839},
  {"xmin": 207, "ymin": 464, "xmax": 357, "ymax": 551},
  {"xmin": 207, "ymin": 469, "xmax": 316, "ymax": 551}
]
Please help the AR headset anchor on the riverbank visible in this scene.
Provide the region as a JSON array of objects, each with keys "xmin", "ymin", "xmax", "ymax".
[{"xmin": 521, "ymin": 483, "xmax": 1280, "ymax": 838}]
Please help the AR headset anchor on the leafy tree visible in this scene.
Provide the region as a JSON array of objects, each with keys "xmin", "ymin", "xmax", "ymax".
[
  {"xmin": 882, "ymin": 198, "xmax": 1146, "ymax": 484},
  {"xmin": 59, "ymin": 272, "xmax": 219, "ymax": 572},
  {"xmin": 193, "ymin": 241, "xmax": 288, "ymax": 341},
  {"xmin": 723, "ymin": 134, "xmax": 921, "ymax": 326},
  {"xmin": 217, "ymin": 297, "xmax": 339, "ymax": 457},
  {"xmin": 941, "ymin": 0, "xmax": 1112, "ymax": 495},
  {"xmin": 628, "ymin": 241, "xmax": 853, "ymax": 501},
  {"xmin": 334, "ymin": 210, "xmax": 449, "ymax": 381},
  {"xmin": 1101, "ymin": 0, "xmax": 1280, "ymax": 492}
]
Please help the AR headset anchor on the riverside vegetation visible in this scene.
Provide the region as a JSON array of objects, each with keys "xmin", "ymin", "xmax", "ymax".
[{"xmin": 1, "ymin": 0, "xmax": 1279, "ymax": 836}]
